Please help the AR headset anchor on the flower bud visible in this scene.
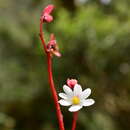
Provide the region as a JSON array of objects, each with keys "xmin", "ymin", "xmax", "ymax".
[
  {"xmin": 46, "ymin": 34, "xmax": 61, "ymax": 57},
  {"xmin": 67, "ymin": 79, "xmax": 78, "ymax": 88},
  {"xmin": 41, "ymin": 5, "xmax": 55, "ymax": 23}
]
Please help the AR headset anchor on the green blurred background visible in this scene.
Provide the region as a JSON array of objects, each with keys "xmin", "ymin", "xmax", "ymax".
[{"xmin": 0, "ymin": 0, "xmax": 130, "ymax": 130}]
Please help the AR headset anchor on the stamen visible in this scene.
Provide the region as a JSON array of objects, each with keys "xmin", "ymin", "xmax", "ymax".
[{"xmin": 72, "ymin": 96, "xmax": 80, "ymax": 105}]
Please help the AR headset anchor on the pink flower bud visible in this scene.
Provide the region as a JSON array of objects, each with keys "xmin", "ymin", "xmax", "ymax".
[
  {"xmin": 46, "ymin": 34, "xmax": 61, "ymax": 57},
  {"xmin": 67, "ymin": 79, "xmax": 78, "ymax": 88},
  {"xmin": 41, "ymin": 5, "xmax": 55, "ymax": 23}
]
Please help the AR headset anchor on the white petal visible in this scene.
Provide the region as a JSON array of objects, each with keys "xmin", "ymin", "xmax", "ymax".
[
  {"xmin": 82, "ymin": 99, "xmax": 95, "ymax": 106},
  {"xmin": 59, "ymin": 99, "xmax": 71, "ymax": 106},
  {"xmin": 81, "ymin": 88, "xmax": 91, "ymax": 99},
  {"xmin": 74, "ymin": 84, "xmax": 82, "ymax": 96},
  {"xmin": 59, "ymin": 93, "xmax": 68, "ymax": 99},
  {"xmin": 63, "ymin": 85, "xmax": 73, "ymax": 96},
  {"xmin": 68, "ymin": 105, "xmax": 82, "ymax": 112}
]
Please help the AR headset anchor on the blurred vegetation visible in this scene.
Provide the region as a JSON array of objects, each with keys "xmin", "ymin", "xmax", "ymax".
[{"xmin": 0, "ymin": 0, "xmax": 130, "ymax": 130}]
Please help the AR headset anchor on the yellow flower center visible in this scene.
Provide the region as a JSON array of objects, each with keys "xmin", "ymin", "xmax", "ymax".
[{"xmin": 72, "ymin": 96, "xmax": 80, "ymax": 105}]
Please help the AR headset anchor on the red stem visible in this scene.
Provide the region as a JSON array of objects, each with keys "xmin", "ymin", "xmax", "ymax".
[
  {"xmin": 40, "ymin": 20, "xmax": 47, "ymax": 52},
  {"xmin": 39, "ymin": 20, "xmax": 65, "ymax": 130},
  {"xmin": 47, "ymin": 53, "xmax": 65, "ymax": 130},
  {"xmin": 72, "ymin": 112, "xmax": 78, "ymax": 130}
]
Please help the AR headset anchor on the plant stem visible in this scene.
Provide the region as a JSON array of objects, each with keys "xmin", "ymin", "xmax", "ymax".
[
  {"xmin": 40, "ymin": 20, "xmax": 47, "ymax": 52},
  {"xmin": 47, "ymin": 53, "xmax": 65, "ymax": 130},
  {"xmin": 39, "ymin": 20, "xmax": 65, "ymax": 130},
  {"xmin": 72, "ymin": 112, "xmax": 78, "ymax": 130}
]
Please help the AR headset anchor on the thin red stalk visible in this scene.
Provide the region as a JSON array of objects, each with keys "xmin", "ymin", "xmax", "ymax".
[
  {"xmin": 47, "ymin": 53, "xmax": 65, "ymax": 130},
  {"xmin": 39, "ymin": 20, "xmax": 65, "ymax": 130},
  {"xmin": 72, "ymin": 112, "xmax": 78, "ymax": 130},
  {"xmin": 40, "ymin": 20, "xmax": 47, "ymax": 52}
]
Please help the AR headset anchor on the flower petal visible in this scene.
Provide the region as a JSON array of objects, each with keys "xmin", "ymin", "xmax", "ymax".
[
  {"xmin": 63, "ymin": 85, "xmax": 73, "ymax": 96},
  {"xmin": 74, "ymin": 84, "xmax": 82, "ymax": 96},
  {"xmin": 59, "ymin": 99, "xmax": 71, "ymax": 106},
  {"xmin": 81, "ymin": 88, "xmax": 91, "ymax": 99},
  {"xmin": 53, "ymin": 50, "xmax": 61, "ymax": 57},
  {"xmin": 59, "ymin": 93, "xmax": 68, "ymax": 99},
  {"xmin": 68, "ymin": 105, "xmax": 82, "ymax": 112},
  {"xmin": 82, "ymin": 99, "xmax": 95, "ymax": 106}
]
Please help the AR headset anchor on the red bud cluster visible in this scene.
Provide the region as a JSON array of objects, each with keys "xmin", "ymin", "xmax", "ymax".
[
  {"xmin": 41, "ymin": 5, "xmax": 55, "ymax": 23},
  {"xmin": 47, "ymin": 34, "xmax": 61, "ymax": 57}
]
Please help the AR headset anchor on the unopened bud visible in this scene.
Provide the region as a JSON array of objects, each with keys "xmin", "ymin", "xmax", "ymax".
[{"xmin": 67, "ymin": 79, "xmax": 78, "ymax": 88}]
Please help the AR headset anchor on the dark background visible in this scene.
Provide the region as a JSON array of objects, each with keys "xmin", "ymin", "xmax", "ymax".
[{"xmin": 0, "ymin": 0, "xmax": 130, "ymax": 130}]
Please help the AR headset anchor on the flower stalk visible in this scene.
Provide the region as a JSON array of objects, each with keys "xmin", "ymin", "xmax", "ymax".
[
  {"xmin": 39, "ymin": 20, "xmax": 47, "ymax": 52},
  {"xmin": 47, "ymin": 53, "xmax": 64, "ymax": 130},
  {"xmin": 72, "ymin": 112, "xmax": 78, "ymax": 130},
  {"xmin": 39, "ymin": 5, "xmax": 64, "ymax": 130}
]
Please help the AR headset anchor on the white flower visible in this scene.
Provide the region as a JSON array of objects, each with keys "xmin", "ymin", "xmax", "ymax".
[{"xmin": 58, "ymin": 84, "xmax": 95, "ymax": 112}]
